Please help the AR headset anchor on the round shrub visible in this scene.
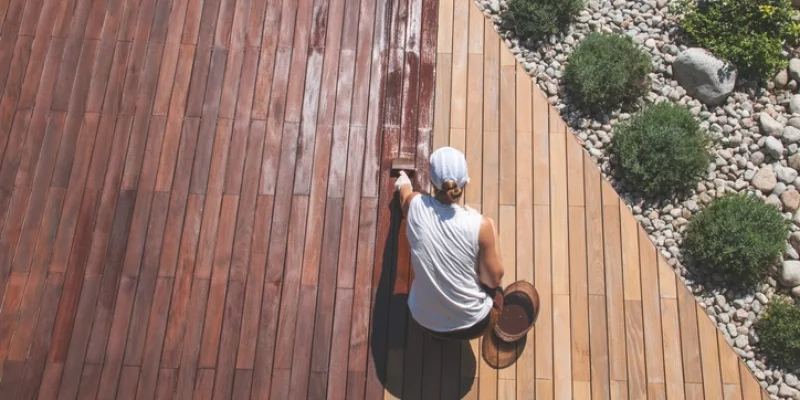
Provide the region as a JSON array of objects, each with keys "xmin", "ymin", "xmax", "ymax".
[
  {"xmin": 505, "ymin": 0, "xmax": 584, "ymax": 41},
  {"xmin": 757, "ymin": 299, "xmax": 800, "ymax": 370},
  {"xmin": 611, "ymin": 102, "xmax": 711, "ymax": 197},
  {"xmin": 564, "ymin": 33, "xmax": 652, "ymax": 108},
  {"xmin": 676, "ymin": 0, "xmax": 800, "ymax": 81},
  {"xmin": 683, "ymin": 194, "xmax": 789, "ymax": 290}
]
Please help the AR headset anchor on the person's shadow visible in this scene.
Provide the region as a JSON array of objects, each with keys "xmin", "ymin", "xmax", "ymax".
[{"xmin": 370, "ymin": 195, "xmax": 477, "ymax": 399}]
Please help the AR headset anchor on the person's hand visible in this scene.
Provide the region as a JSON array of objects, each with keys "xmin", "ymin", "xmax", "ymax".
[
  {"xmin": 483, "ymin": 285, "xmax": 504, "ymax": 310},
  {"xmin": 395, "ymin": 171, "xmax": 411, "ymax": 192},
  {"xmin": 491, "ymin": 286, "xmax": 504, "ymax": 310}
]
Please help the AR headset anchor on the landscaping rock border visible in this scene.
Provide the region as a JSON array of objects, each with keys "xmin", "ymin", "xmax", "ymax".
[{"xmin": 475, "ymin": 0, "xmax": 800, "ymax": 396}]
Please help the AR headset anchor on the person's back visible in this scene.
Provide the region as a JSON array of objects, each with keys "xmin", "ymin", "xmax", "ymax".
[
  {"xmin": 405, "ymin": 195, "xmax": 488, "ymax": 331},
  {"xmin": 395, "ymin": 147, "xmax": 504, "ymax": 339}
]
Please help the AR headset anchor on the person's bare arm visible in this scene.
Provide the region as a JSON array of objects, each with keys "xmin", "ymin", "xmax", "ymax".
[
  {"xmin": 478, "ymin": 216, "xmax": 504, "ymax": 288},
  {"xmin": 396, "ymin": 171, "xmax": 419, "ymax": 216}
]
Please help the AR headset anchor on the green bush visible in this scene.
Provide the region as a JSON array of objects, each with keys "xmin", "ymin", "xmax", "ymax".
[
  {"xmin": 563, "ymin": 33, "xmax": 652, "ymax": 108},
  {"xmin": 757, "ymin": 299, "xmax": 800, "ymax": 370},
  {"xmin": 683, "ymin": 194, "xmax": 789, "ymax": 290},
  {"xmin": 505, "ymin": 0, "xmax": 584, "ymax": 41},
  {"xmin": 676, "ymin": 0, "xmax": 800, "ymax": 81},
  {"xmin": 611, "ymin": 103, "xmax": 712, "ymax": 197}
]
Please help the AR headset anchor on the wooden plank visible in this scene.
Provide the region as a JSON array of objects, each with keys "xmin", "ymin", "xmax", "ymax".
[
  {"xmin": 77, "ymin": 364, "xmax": 102, "ymax": 399},
  {"xmin": 625, "ymin": 301, "xmax": 647, "ymax": 399},
  {"xmin": 589, "ymin": 294, "xmax": 610, "ymax": 400},
  {"xmin": 550, "ymin": 131, "xmax": 568, "ymax": 295},
  {"xmin": 231, "ymin": 369, "xmax": 253, "ymax": 399},
  {"xmin": 249, "ymin": 0, "xmax": 284, "ymax": 119},
  {"xmin": 360, "ymin": 0, "xmax": 390, "ymax": 199},
  {"xmin": 118, "ymin": 42, "xmax": 165, "ymax": 189},
  {"xmin": 7, "ymin": 188, "xmax": 69, "ymax": 360},
  {"xmin": 218, "ymin": 47, "xmax": 244, "ymax": 119},
  {"xmin": 740, "ymin": 360, "xmax": 762, "ymax": 400},
  {"xmin": 536, "ymin": 379, "xmax": 553, "ymax": 400},
  {"xmin": 553, "ymin": 294, "xmax": 572, "ymax": 399},
  {"xmin": 212, "ymin": 279, "xmax": 246, "ymax": 400},
  {"xmin": 347, "ymin": 198, "xmax": 377, "ymax": 376},
  {"xmin": 499, "ymin": 64, "xmax": 515, "ymax": 205},
  {"xmin": 483, "ymin": 19, "xmax": 499, "ymax": 133},
  {"xmin": 534, "ymin": 205, "xmax": 551, "ymax": 380},
  {"xmin": 610, "ymin": 380, "xmax": 629, "ymax": 399},
  {"xmin": 198, "ymin": 195, "xmax": 239, "ymax": 367},
  {"xmin": 685, "ymin": 382, "xmax": 705, "ymax": 400},
  {"xmin": 16, "ymin": 270, "xmax": 63, "ymax": 399},
  {"xmin": 282, "ymin": 0, "xmax": 313, "ymax": 124},
  {"xmin": 54, "ymin": 275, "xmax": 101, "ymax": 399},
  {"xmin": 189, "ymin": 49, "xmax": 228, "ymax": 194},
  {"xmin": 659, "ymin": 256, "xmax": 678, "ymax": 299},
  {"xmin": 323, "ymin": 287, "xmax": 353, "ymax": 400},
  {"xmin": 697, "ymin": 305, "xmax": 724, "ymax": 400},
  {"xmin": 337, "ymin": 126, "xmax": 368, "ymax": 287},
  {"xmin": 47, "ymin": 116, "xmax": 100, "ymax": 275},
  {"xmin": 438, "ymin": 338, "xmax": 461, "ymax": 400},
  {"xmin": 718, "ymin": 332, "xmax": 741, "ymax": 387},
  {"xmin": 173, "ymin": 279, "xmax": 210, "ymax": 399},
  {"xmin": 449, "ymin": 0, "xmax": 467, "ymax": 130},
  {"xmin": 584, "ymin": 156, "xmax": 604, "ymax": 297},
  {"xmin": 47, "ymin": 188, "xmax": 100, "ymax": 362},
  {"xmin": 464, "ymin": 53, "xmax": 483, "ymax": 205},
  {"xmin": 433, "ymin": 53, "xmax": 452, "ymax": 151},
  {"xmin": 0, "ymin": 271, "xmax": 26, "ymax": 366},
  {"xmin": 236, "ymin": 194, "xmax": 274, "ymax": 369},
  {"xmin": 661, "ymin": 298, "xmax": 686, "ymax": 400},
  {"xmin": 498, "ymin": 378, "xmax": 515, "ymax": 400},
  {"xmin": 270, "ymin": 195, "xmax": 309, "ymax": 371},
  {"xmin": 194, "ymin": 119, "xmax": 233, "ymax": 278},
  {"xmin": 601, "ymin": 181, "xmax": 627, "ymax": 382},
  {"xmin": 621, "ymin": 209, "xmax": 642, "ymax": 301},
  {"xmin": 134, "ymin": 277, "xmax": 174, "ymax": 400},
  {"xmin": 160, "ymin": 193, "xmax": 203, "ymax": 367},
  {"xmin": 81, "ymin": 188, "xmax": 135, "ymax": 366},
  {"xmin": 569, "ymin": 207, "xmax": 590, "ymax": 383},
  {"xmin": 639, "ymin": 229, "xmax": 666, "ymax": 390},
  {"xmin": 532, "ymin": 125, "xmax": 549, "ymax": 206},
  {"xmin": 398, "ymin": 0, "xmax": 421, "ymax": 159},
  {"xmin": 515, "ymin": 76, "xmax": 535, "ymax": 395},
  {"xmin": 724, "ymin": 384, "xmax": 742, "ymax": 400},
  {"xmin": 192, "ymin": 368, "xmax": 215, "ymax": 399},
  {"xmin": 155, "ymin": 369, "xmax": 177, "ymax": 400},
  {"xmin": 154, "ymin": 46, "xmax": 195, "ymax": 191},
  {"xmin": 677, "ymin": 283, "xmax": 703, "ymax": 384},
  {"xmin": 122, "ymin": 192, "xmax": 170, "ymax": 366},
  {"xmin": 498, "ymin": 204, "xmax": 516, "ymax": 383},
  {"xmin": 117, "ymin": 366, "xmax": 140, "ymax": 400},
  {"xmin": 250, "ymin": 281, "xmax": 281, "ymax": 399},
  {"xmin": 95, "ymin": 275, "xmax": 139, "ymax": 399},
  {"xmin": 437, "ymin": 0, "xmax": 452, "ymax": 53}
]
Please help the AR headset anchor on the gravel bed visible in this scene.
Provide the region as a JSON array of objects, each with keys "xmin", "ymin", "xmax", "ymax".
[{"xmin": 473, "ymin": 0, "xmax": 800, "ymax": 397}]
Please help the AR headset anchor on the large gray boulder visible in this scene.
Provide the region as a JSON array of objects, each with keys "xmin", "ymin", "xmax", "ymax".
[
  {"xmin": 760, "ymin": 113, "xmax": 784, "ymax": 137},
  {"xmin": 790, "ymin": 58, "xmax": 800, "ymax": 81},
  {"xmin": 782, "ymin": 261, "xmax": 800, "ymax": 287},
  {"xmin": 751, "ymin": 166, "xmax": 777, "ymax": 192},
  {"xmin": 791, "ymin": 94, "xmax": 800, "ymax": 115},
  {"xmin": 673, "ymin": 48, "xmax": 737, "ymax": 106}
]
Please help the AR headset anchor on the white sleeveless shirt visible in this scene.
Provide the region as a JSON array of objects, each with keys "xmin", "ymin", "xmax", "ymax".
[{"xmin": 405, "ymin": 195, "xmax": 492, "ymax": 332}]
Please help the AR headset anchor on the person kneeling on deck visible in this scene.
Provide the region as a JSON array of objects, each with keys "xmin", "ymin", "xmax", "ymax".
[{"xmin": 395, "ymin": 146, "xmax": 505, "ymax": 341}]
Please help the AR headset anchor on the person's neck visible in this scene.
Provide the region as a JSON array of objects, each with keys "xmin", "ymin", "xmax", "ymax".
[{"xmin": 434, "ymin": 195, "xmax": 458, "ymax": 206}]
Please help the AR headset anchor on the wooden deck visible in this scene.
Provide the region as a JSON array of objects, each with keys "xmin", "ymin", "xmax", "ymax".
[{"xmin": 0, "ymin": 0, "xmax": 770, "ymax": 398}]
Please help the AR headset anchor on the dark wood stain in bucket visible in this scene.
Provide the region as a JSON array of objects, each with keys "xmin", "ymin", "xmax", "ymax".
[{"xmin": 498, "ymin": 292, "xmax": 534, "ymax": 336}]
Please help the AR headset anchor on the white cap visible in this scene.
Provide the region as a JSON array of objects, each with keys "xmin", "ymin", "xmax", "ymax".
[{"xmin": 430, "ymin": 147, "xmax": 470, "ymax": 190}]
